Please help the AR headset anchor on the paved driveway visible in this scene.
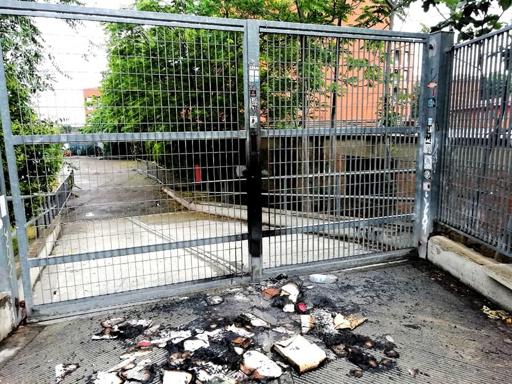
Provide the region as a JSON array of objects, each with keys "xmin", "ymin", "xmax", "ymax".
[{"xmin": 32, "ymin": 157, "xmax": 369, "ymax": 305}]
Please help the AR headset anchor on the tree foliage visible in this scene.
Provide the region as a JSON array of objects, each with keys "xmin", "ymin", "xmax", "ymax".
[
  {"xmin": 88, "ymin": 0, "xmax": 402, "ymax": 140},
  {"xmin": 424, "ymin": 0, "xmax": 511, "ymax": 40},
  {"xmin": 0, "ymin": 1, "xmax": 80, "ymax": 220},
  {"xmin": 86, "ymin": 23, "xmax": 241, "ymax": 135},
  {"xmin": 358, "ymin": 0, "xmax": 511, "ymax": 40}
]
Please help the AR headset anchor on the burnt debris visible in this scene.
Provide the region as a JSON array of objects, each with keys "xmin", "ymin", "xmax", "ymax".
[{"xmin": 86, "ymin": 275, "xmax": 403, "ymax": 383}]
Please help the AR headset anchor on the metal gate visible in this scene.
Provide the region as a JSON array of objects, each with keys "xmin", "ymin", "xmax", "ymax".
[
  {"xmin": 0, "ymin": 1, "xmax": 432, "ymax": 317},
  {"xmin": 438, "ymin": 26, "xmax": 512, "ymax": 259},
  {"xmin": 257, "ymin": 24, "xmax": 425, "ymax": 272}
]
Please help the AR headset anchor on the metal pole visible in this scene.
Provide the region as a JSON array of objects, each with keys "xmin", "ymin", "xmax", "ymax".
[
  {"xmin": 244, "ymin": 20, "xmax": 263, "ymax": 280},
  {"xmin": 415, "ymin": 31, "xmax": 454, "ymax": 259},
  {"xmin": 0, "ymin": 44, "xmax": 34, "ymax": 312},
  {"xmin": 431, "ymin": 34, "xmax": 455, "ymax": 224},
  {"xmin": 0, "ymin": 153, "xmax": 19, "ymax": 323}
]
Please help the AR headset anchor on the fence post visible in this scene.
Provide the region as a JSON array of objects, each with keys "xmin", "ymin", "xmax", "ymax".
[
  {"xmin": 415, "ymin": 31, "xmax": 454, "ymax": 259},
  {"xmin": 244, "ymin": 20, "xmax": 263, "ymax": 280},
  {"xmin": 0, "ymin": 155, "xmax": 19, "ymax": 320},
  {"xmin": 0, "ymin": 44, "xmax": 34, "ymax": 312}
]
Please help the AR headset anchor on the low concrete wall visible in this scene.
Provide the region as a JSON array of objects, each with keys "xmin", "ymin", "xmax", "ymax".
[
  {"xmin": 31, "ymin": 216, "xmax": 61, "ymax": 286},
  {"xmin": 428, "ymin": 235, "xmax": 512, "ymax": 311},
  {"xmin": 161, "ymin": 187, "xmax": 413, "ymax": 249},
  {"xmin": 0, "ymin": 293, "xmax": 15, "ymax": 342}
]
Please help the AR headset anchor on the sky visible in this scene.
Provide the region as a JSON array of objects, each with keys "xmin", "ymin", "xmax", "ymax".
[{"xmin": 33, "ymin": 0, "xmax": 511, "ymax": 126}]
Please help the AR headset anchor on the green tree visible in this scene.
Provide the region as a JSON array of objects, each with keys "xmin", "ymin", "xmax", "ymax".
[
  {"xmin": 86, "ymin": 0, "xmax": 412, "ymax": 215},
  {"xmin": 361, "ymin": 0, "xmax": 511, "ymax": 41},
  {"xmin": 0, "ymin": 0, "xmax": 80, "ymax": 220},
  {"xmin": 86, "ymin": 0, "xmax": 417, "ymax": 208},
  {"xmin": 359, "ymin": 1, "xmax": 512, "ymax": 41},
  {"xmin": 423, "ymin": 0, "xmax": 511, "ymax": 40},
  {"xmin": 86, "ymin": 23, "xmax": 241, "ymax": 135},
  {"xmin": 88, "ymin": 0, "xmax": 397, "ymax": 135}
]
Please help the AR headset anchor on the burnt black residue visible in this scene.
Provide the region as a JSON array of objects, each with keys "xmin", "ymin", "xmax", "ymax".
[
  {"xmin": 345, "ymin": 346, "xmax": 399, "ymax": 373},
  {"xmin": 323, "ymin": 331, "xmax": 365, "ymax": 348},
  {"xmin": 322, "ymin": 330, "xmax": 395, "ymax": 351},
  {"xmin": 221, "ymin": 330, "xmax": 249, "ymax": 343},
  {"xmin": 186, "ymin": 315, "xmax": 238, "ymax": 331},
  {"xmin": 302, "ymin": 292, "xmax": 362, "ymax": 314},
  {"xmin": 308, "ymin": 295, "xmax": 338, "ymax": 311},
  {"xmin": 271, "ymin": 296, "xmax": 293, "ymax": 309},
  {"xmin": 403, "ymin": 324, "xmax": 421, "ymax": 330},
  {"xmin": 165, "ymin": 341, "xmax": 182, "ymax": 355},
  {"xmin": 142, "ymin": 364, "xmax": 158, "ymax": 384},
  {"xmin": 269, "ymin": 273, "xmax": 288, "ymax": 283},
  {"xmin": 346, "ymin": 346, "xmax": 379, "ymax": 370},
  {"xmin": 322, "ymin": 330, "xmax": 399, "ymax": 374},
  {"xmin": 163, "ymin": 329, "xmax": 243, "ymax": 373},
  {"xmin": 162, "ymin": 344, "xmax": 241, "ymax": 375},
  {"xmin": 384, "ymin": 349, "xmax": 400, "ymax": 358},
  {"xmin": 193, "ymin": 341, "xmax": 242, "ymax": 370},
  {"xmin": 116, "ymin": 323, "xmax": 145, "ymax": 340},
  {"xmin": 234, "ymin": 314, "xmax": 254, "ymax": 328}
]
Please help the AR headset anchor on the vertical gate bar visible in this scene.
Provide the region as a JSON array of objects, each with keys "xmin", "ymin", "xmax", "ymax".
[
  {"xmin": 0, "ymin": 154, "xmax": 20, "ymax": 324},
  {"xmin": 415, "ymin": 32, "xmax": 454, "ymax": 259},
  {"xmin": 0, "ymin": 44, "xmax": 34, "ymax": 311},
  {"xmin": 430, "ymin": 33, "xmax": 454, "ymax": 224},
  {"xmin": 243, "ymin": 20, "xmax": 263, "ymax": 280}
]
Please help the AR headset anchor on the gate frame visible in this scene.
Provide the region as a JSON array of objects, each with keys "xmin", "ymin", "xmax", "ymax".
[
  {"xmin": 244, "ymin": 21, "xmax": 263, "ymax": 280},
  {"xmin": 0, "ymin": 152, "xmax": 20, "ymax": 325},
  {"xmin": 0, "ymin": 47, "xmax": 26, "ymax": 319},
  {"xmin": 0, "ymin": 0, "xmax": 431, "ymax": 317}
]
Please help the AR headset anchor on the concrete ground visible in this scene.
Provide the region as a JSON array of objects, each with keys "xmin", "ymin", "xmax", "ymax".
[
  {"xmin": 1, "ymin": 261, "xmax": 511, "ymax": 384},
  {"xmin": 31, "ymin": 158, "xmax": 369, "ymax": 305}
]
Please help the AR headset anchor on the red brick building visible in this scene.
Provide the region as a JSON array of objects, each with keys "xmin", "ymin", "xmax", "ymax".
[{"xmin": 83, "ymin": 87, "xmax": 101, "ymax": 119}]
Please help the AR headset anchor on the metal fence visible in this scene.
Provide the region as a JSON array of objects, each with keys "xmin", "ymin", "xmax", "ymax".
[
  {"xmin": 259, "ymin": 30, "xmax": 423, "ymax": 269},
  {"xmin": 0, "ymin": 1, "xmax": 434, "ymax": 317},
  {"xmin": 24, "ymin": 171, "xmax": 74, "ymax": 236},
  {"xmin": 439, "ymin": 27, "xmax": 512, "ymax": 259}
]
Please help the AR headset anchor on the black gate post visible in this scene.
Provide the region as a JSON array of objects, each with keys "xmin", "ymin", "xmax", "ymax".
[
  {"xmin": 415, "ymin": 31, "xmax": 454, "ymax": 259},
  {"xmin": 244, "ymin": 20, "xmax": 263, "ymax": 280}
]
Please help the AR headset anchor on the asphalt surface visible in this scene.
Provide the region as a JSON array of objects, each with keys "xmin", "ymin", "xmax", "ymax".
[{"xmin": 2, "ymin": 261, "xmax": 512, "ymax": 383}]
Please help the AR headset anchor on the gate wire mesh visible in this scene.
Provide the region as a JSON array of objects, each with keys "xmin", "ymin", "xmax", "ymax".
[
  {"xmin": 260, "ymin": 32, "xmax": 423, "ymax": 268},
  {"xmin": 0, "ymin": 2, "xmax": 431, "ymax": 312},
  {"xmin": 439, "ymin": 27, "xmax": 512, "ymax": 258},
  {"xmin": 7, "ymin": 16, "xmax": 248, "ymax": 305}
]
